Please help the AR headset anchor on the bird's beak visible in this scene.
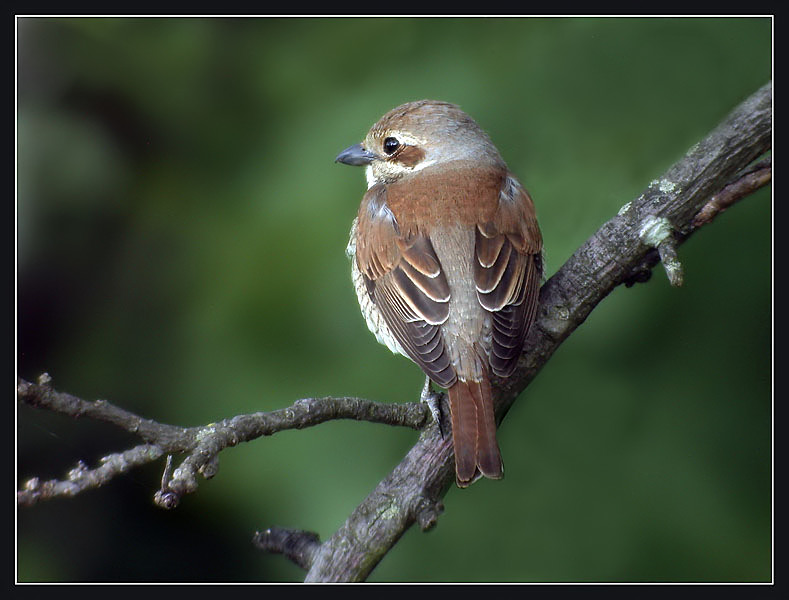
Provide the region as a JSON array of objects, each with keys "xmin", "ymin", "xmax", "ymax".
[{"xmin": 335, "ymin": 143, "xmax": 377, "ymax": 166}]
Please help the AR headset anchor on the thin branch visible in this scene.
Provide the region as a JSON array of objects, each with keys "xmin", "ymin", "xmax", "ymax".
[
  {"xmin": 17, "ymin": 374, "xmax": 432, "ymax": 505},
  {"xmin": 17, "ymin": 374, "xmax": 190, "ymax": 450},
  {"xmin": 17, "ymin": 444, "xmax": 164, "ymax": 507},
  {"xmin": 252, "ymin": 528, "xmax": 322, "ymax": 571}
]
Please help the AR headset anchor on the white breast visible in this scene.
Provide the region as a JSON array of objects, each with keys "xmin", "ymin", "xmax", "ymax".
[{"xmin": 346, "ymin": 218, "xmax": 407, "ymax": 358}]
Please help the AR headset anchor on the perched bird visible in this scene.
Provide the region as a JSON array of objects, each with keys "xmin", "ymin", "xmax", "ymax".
[{"xmin": 336, "ymin": 100, "xmax": 543, "ymax": 487}]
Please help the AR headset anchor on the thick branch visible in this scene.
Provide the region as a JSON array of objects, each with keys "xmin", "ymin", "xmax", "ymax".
[{"xmin": 302, "ymin": 81, "xmax": 772, "ymax": 582}]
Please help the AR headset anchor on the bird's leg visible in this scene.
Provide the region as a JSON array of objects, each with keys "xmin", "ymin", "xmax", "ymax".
[{"xmin": 420, "ymin": 376, "xmax": 446, "ymax": 439}]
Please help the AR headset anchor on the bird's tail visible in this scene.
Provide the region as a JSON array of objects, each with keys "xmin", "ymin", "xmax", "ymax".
[{"xmin": 447, "ymin": 377, "xmax": 503, "ymax": 487}]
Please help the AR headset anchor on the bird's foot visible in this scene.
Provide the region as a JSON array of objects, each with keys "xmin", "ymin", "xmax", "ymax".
[{"xmin": 420, "ymin": 377, "xmax": 446, "ymax": 439}]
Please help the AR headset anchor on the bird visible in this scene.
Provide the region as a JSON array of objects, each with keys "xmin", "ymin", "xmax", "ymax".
[{"xmin": 336, "ymin": 100, "xmax": 543, "ymax": 487}]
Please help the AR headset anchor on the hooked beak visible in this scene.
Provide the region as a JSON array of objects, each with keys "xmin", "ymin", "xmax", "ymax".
[{"xmin": 335, "ymin": 143, "xmax": 377, "ymax": 166}]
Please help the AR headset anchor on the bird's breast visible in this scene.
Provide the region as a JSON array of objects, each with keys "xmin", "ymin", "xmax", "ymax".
[{"xmin": 346, "ymin": 218, "xmax": 407, "ymax": 358}]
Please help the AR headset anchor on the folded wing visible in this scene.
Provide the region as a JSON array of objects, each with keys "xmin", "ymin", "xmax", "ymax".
[{"xmin": 355, "ymin": 185, "xmax": 456, "ymax": 388}]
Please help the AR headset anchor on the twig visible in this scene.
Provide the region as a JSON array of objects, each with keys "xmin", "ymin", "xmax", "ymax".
[
  {"xmin": 17, "ymin": 444, "xmax": 164, "ymax": 507},
  {"xmin": 253, "ymin": 528, "xmax": 322, "ymax": 571}
]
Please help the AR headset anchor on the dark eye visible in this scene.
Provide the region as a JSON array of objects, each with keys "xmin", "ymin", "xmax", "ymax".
[{"xmin": 383, "ymin": 137, "xmax": 400, "ymax": 155}]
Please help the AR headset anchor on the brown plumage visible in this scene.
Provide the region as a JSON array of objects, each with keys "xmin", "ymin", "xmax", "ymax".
[{"xmin": 337, "ymin": 100, "xmax": 542, "ymax": 487}]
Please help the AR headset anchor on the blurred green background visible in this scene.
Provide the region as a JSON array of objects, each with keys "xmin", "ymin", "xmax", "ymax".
[{"xmin": 16, "ymin": 17, "xmax": 771, "ymax": 582}]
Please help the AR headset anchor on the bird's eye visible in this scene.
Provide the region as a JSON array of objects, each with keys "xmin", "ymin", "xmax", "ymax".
[{"xmin": 383, "ymin": 137, "xmax": 401, "ymax": 155}]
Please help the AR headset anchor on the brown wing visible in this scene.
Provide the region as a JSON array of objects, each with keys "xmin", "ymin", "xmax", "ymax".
[
  {"xmin": 355, "ymin": 184, "xmax": 457, "ymax": 388},
  {"xmin": 474, "ymin": 175, "xmax": 543, "ymax": 377}
]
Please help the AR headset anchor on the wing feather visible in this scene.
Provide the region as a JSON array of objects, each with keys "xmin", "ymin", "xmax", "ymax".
[
  {"xmin": 474, "ymin": 175, "xmax": 543, "ymax": 377},
  {"xmin": 355, "ymin": 184, "xmax": 456, "ymax": 387}
]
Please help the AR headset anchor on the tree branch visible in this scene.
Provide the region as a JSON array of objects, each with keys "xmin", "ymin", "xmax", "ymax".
[
  {"xmin": 17, "ymin": 373, "xmax": 431, "ymax": 507},
  {"xmin": 18, "ymin": 444, "xmax": 165, "ymax": 507},
  {"xmin": 16, "ymin": 81, "xmax": 771, "ymax": 582},
  {"xmin": 252, "ymin": 527, "xmax": 322, "ymax": 571}
]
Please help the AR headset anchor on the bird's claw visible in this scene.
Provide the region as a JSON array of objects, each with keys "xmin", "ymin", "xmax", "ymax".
[{"xmin": 420, "ymin": 377, "xmax": 445, "ymax": 439}]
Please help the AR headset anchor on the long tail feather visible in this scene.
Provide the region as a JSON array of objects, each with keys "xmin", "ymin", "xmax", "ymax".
[{"xmin": 448, "ymin": 378, "xmax": 503, "ymax": 487}]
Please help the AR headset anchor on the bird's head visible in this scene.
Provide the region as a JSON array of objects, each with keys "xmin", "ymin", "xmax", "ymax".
[{"xmin": 336, "ymin": 100, "xmax": 506, "ymax": 188}]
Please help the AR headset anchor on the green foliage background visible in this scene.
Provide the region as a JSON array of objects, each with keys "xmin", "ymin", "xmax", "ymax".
[{"xmin": 17, "ymin": 17, "xmax": 771, "ymax": 583}]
